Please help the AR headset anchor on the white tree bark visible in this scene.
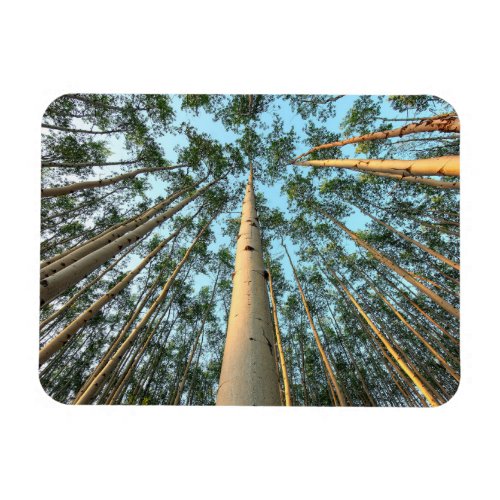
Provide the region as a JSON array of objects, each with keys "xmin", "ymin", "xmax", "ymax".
[{"xmin": 216, "ymin": 168, "xmax": 281, "ymax": 406}]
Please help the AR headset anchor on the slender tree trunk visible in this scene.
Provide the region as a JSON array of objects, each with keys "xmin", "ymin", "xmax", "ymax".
[
  {"xmin": 106, "ymin": 294, "xmax": 175, "ymax": 404},
  {"xmin": 355, "ymin": 268, "xmax": 459, "ymax": 381},
  {"xmin": 375, "ymin": 288, "xmax": 459, "ymax": 381},
  {"xmin": 357, "ymin": 171, "xmax": 459, "ymax": 189},
  {"xmin": 41, "ymin": 123, "xmax": 127, "ymax": 135},
  {"xmin": 72, "ymin": 266, "xmax": 158, "ymax": 401},
  {"xmin": 42, "ymin": 159, "xmax": 138, "ymax": 168},
  {"xmin": 40, "ymin": 180, "xmax": 217, "ymax": 306},
  {"xmin": 39, "ymin": 242, "xmax": 138, "ymax": 331},
  {"xmin": 296, "ymin": 155, "xmax": 459, "ymax": 177},
  {"xmin": 376, "ymin": 272, "xmax": 459, "ymax": 345},
  {"xmin": 43, "ymin": 187, "xmax": 122, "ymax": 224},
  {"xmin": 329, "ymin": 268, "xmax": 439, "ymax": 407},
  {"xmin": 319, "ymin": 208, "xmax": 460, "ymax": 319},
  {"xmin": 39, "ymin": 221, "xmax": 187, "ymax": 366},
  {"xmin": 216, "ymin": 166, "xmax": 281, "ymax": 406},
  {"xmin": 75, "ymin": 213, "xmax": 219, "ymax": 404},
  {"xmin": 283, "ymin": 244, "xmax": 347, "ymax": 406},
  {"xmin": 325, "ymin": 262, "xmax": 427, "ymax": 407},
  {"xmin": 267, "ymin": 263, "xmax": 292, "ymax": 406},
  {"xmin": 186, "ymin": 329, "xmax": 205, "ymax": 405},
  {"xmin": 297, "ymin": 331, "xmax": 309, "ymax": 405},
  {"xmin": 326, "ymin": 307, "xmax": 377, "ymax": 406},
  {"xmin": 292, "ymin": 115, "xmax": 460, "ymax": 161},
  {"xmin": 429, "ymin": 262, "xmax": 460, "ymax": 286},
  {"xmin": 359, "ymin": 208, "xmax": 460, "ymax": 271},
  {"xmin": 172, "ymin": 268, "xmax": 221, "ymax": 405},
  {"xmin": 40, "ymin": 178, "xmax": 203, "ymax": 275},
  {"xmin": 41, "ymin": 164, "xmax": 188, "ymax": 198}
]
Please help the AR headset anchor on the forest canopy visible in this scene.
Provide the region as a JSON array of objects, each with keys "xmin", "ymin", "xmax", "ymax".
[{"xmin": 40, "ymin": 94, "xmax": 459, "ymax": 407}]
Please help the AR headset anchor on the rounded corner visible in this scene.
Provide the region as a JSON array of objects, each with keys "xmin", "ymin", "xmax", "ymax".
[
  {"xmin": 430, "ymin": 94, "xmax": 461, "ymax": 121},
  {"xmin": 431, "ymin": 375, "xmax": 461, "ymax": 409},
  {"xmin": 37, "ymin": 370, "xmax": 74, "ymax": 407},
  {"xmin": 40, "ymin": 92, "xmax": 73, "ymax": 127}
]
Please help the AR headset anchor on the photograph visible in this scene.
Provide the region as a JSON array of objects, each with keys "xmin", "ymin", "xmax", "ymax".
[{"xmin": 39, "ymin": 94, "xmax": 460, "ymax": 406}]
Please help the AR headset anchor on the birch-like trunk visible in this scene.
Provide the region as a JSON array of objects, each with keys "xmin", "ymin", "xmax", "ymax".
[
  {"xmin": 40, "ymin": 178, "xmax": 204, "ymax": 277},
  {"xmin": 319, "ymin": 208, "xmax": 460, "ymax": 319},
  {"xmin": 295, "ymin": 155, "xmax": 459, "ymax": 177},
  {"xmin": 330, "ymin": 269, "xmax": 439, "ymax": 407},
  {"xmin": 357, "ymin": 171, "xmax": 459, "ymax": 190},
  {"xmin": 216, "ymin": 168, "xmax": 281, "ymax": 406},
  {"xmin": 39, "ymin": 223, "xmax": 186, "ymax": 366},
  {"xmin": 74, "ymin": 214, "xmax": 218, "ymax": 404},
  {"xmin": 359, "ymin": 208, "xmax": 460, "ymax": 271},
  {"xmin": 40, "ymin": 179, "xmax": 216, "ymax": 305},
  {"xmin": 39, "ymin": 242, "xmax": 138, "ymax": 331},
  {"xmin": 284, "ymin": 245, "xmax": 347, "ymax": 406},
  {"xmin": 267, "ymin": 264, "xmax": 292, "ymax": 406},
  {"xmin": 292, "ymin": 115, "xmax": 459, "ymax": 161},
  {"xmin": 41, "ymin": 164, "xmax": 187, "ymax": 198}
]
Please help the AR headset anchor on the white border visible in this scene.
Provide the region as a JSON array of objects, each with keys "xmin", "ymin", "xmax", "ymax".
[{"xmin": 2, "ymin": 1, "xmax": 499, "ymax": 499}]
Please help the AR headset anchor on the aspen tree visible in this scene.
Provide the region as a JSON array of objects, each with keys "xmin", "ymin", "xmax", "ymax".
[
  {"xmin": 41, "ymin": 164, "xmax": 188, "ymax": 198},
  {"xmin": 105, "ymin": 293, "xmax": 176, "ymax": 404},
  {"xmin": 358, "ymin": 171, "xmax": 460, "ymax": 189},
  {"xmin": 173, "ymin": 268, "xmax": 221, "ymax": 405},
  {"xmin": 295, "ymin": 155, "xmax": 459, "ymax": 177},
  {"xmin": 75, "ymin": 213, "xmax": 219, "ymax": 404},
  {"xmin": 318, "ymin": 208, "xmax": 460, "ymax": 319},
  {"xmin": 73, "ymin": 268, "xmax": 166, "ymax": 402},
  {"xmin": 330, "ymin": 268, "xmax": 439, "ymax": 406},
  {"xmin": 357, "ymin": 270, "xmax": 459, "ymax": 381},
  {"xmin": 374, "ymin": 271, "xmax": 459, "ymax": 344},
  {"xmin": 283, "ymin": 244, "xmax": 347, "ymax": 406},
  {"xmin": 40, "ymin": 178, "xmax": 205, "ymax": 277},
  {"xmin": 356, "ymin": 207, "xmax": 460, "ymax": 271},
  {"xmin": 39, "ymin": 242, "xmax": 139, "ymax": 331},
  {"xmin": 267, "ymin": 263, "xmax": 292, "ymax": 406},
  {"xmin": 216, "ymin": 166, "xmax": 281, "ymax": 406},
  {"xmin": 40, "ymin": 179, "xmax": 218, "ymax": 305},
  {"xmin": 292, "ymin": 115, "xmax": 460, "ymax": 161},
  {"xmin": 39, "ymin": 220, "xmax": 188, "ymax": 365}
]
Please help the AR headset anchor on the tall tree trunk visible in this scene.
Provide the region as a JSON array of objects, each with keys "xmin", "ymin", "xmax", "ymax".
[
  {"xmin": 292, "ymin": 115, "xmax": 459, "ymax": 161},
  {"xmin": 39, "ymin": 241, "xmax": 138, "ymax": 331},
  {"xmin": 40, "ymin": 179, "xmax": 217, "ymax": 306},
  {"xmin": 106, "ymin": 294, "xmax": 175, "ymax": 404},
  {"xmin": 329, "ymin": 268, "xmax": 439, "ymax": 407},
  {"xmin": 216, "ymin": 167, "xmax": 281, "ymax": 406},
  {"xmin": 296, "ymin": 155, "xmax": 459, "ymax": 177},
  {"xmin": 267, "ymin": 263, "xmax": 292, "ymax": 406},
  {"xmin": 326, "ymin": 307, "xmax": 376, "ymax": 406},
  {"xmin": 42, "ymin": 159, "xmax": 138, "ymax": 168},
  {"xmin": 283, "ymin": 244, "xmax": 347, "ymax": 406},
  {"xmin": 319, "ymin": 208, "xmax": 460, "ymax": 319},
  {"xmin": 376, "ymin": 289, "xmax": 459, "ymax": 381},
  {"xmin": 43, "ymin": 187, "xmax": 122, "ymax": 224},
  {"xmin": 358, "ymin": 207, "xmax": 460, "ymax": 271},
  {"xmin": 75, "ymin": 213, "xmax": 218, "ymax": 404},
  {"xmin": 41, "ymin": 164, "xmax": 188, "ymax": 197},
  {"xmin": 357, "ymin": 269, "xmax": 459, "ymax": 381},
  {"xmin": 376, "ymin": 272, "xmax": 459, "ymax": 345},
  {"xmin": 73, "ymin": 264, "xmax": 162, "ymax": 401},
  {"xmin": 41, "ymin": 123, "xmax": 127, "ymax": 135},
  {"xmin": 39, "ymin": 221, "xmax": 186, "ymax": 366},
  {"xmin": 357, "ymin": 170, "xmax": 460, "ymax": 189},
  {"xmin": 40, "ymin": 178, "xmax": 204, "ymax": 275},
  {"xmin": 172, "ymin": 268, "xmax": 221, "ymax": 405}
]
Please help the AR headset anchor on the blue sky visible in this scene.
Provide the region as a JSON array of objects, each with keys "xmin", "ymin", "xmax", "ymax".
[
  {"xmin": 145, "ymin": 95, "xmax": 372, "ymax": 288},
  {"xmin": 101, "ymin": 95, "xmax": 428, "ymax": 296}
]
